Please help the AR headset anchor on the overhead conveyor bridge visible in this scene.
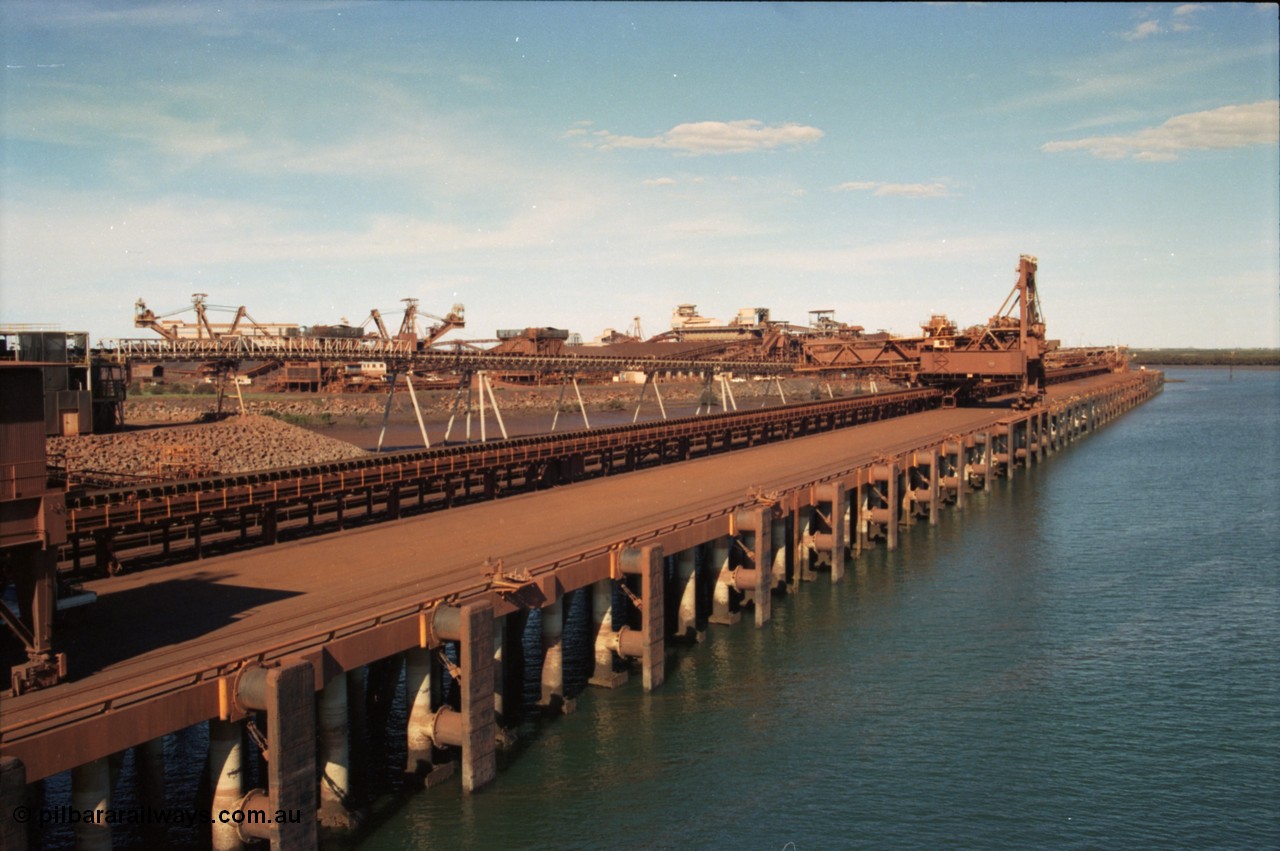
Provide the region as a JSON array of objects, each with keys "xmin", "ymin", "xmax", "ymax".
[{"xmin": 99, "ymin": 336, "xmax": 797, "ymax": 376}]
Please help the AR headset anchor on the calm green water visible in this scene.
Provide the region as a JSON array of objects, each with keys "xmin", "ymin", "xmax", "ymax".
[
  {"xmin": 350, "ymin": 367, "xmax": 1279, "ymax": 850},
  {"xmin": 33, "ymin": 368, "xmax": 1280, "ymax": 849}
]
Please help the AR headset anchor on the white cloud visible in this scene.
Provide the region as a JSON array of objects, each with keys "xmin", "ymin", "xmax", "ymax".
[
  {"xmin": 574, "ymin": 120, "xmax": 823, "ymax": 155},
  {"xmin": 1122, "ymin": 20, "xmax": 1163, "ymax": 41},
  {"xmin": 1042, "ymin": 100, "xmax": 1280, "ymax": 161},
  {"xmin": 1122, "ymin": 4, "xmax": 1210, "ymax": 40},
  {"xmin": 835, "ymin": 181, "xmax": 954, "ymax": 198},
  {"xmin": 643, "ymin": 177, "xmax": 677, "ymax": 186},
  {"xmin": 875, "ymin": 183, "xmax": 953, "ymax": 198}
]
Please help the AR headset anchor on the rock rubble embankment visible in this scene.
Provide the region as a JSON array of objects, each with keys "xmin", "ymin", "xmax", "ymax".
[{"xmin": 48, "ymin": 414, "xmax": 370, "ymax": 484}]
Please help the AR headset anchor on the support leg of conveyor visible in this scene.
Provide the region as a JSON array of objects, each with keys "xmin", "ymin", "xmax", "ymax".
[{"xmin": 209, "ymin": 719, "xmax": 244, "ymax": 851}]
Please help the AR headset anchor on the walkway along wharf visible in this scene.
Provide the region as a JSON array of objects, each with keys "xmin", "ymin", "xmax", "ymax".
[{"xmin": 0, "ymin": 369, "xmax": 1162, "ymax": 849}]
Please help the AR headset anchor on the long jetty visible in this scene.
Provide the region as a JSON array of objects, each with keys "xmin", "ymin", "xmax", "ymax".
[{"xmin": 0, "ymin": 369, "xmax": 1162, "ymax": 849}]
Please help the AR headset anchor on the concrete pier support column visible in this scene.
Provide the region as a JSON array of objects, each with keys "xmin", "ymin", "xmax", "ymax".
[
  {"xmin": 539, "ymin": 598, "xmax": 568, "ymax": 710},
  {"xmin": 456, "ymin": 601, "xmax": 497, "ymax": 792},
  {"xmin": 843, "ymin": 488, "xmax": 854, "ymax": 560},
  {"xmin": 770, "ymin": 514, "xmax": 789, "ymax": 588},
  {"xmin": 792, "ymin": 505, "xmax": 815, "ymax": 587},
  {"xmin": 589, "ymin": 579, "xmax": 628, "ymax": 687},
  {"xmin": 708, "ymin": 537, "xmax": 740, "ymax": 625},
  {"xmin": 404, "ymin": 647, "xmax": 448, "ymax": 783},
  {"xmin": 865, "ymin": 462, "xmax": 897, "ymax": 550},
  {"xmin": 417, "ymin": 603, "xmax": 497, "ymax": 792},
  {"xmin": 618, "ymin": 545, "xmax": 665, "ymax": 690},
  {"xmin": 1, "ymin": 758, "xmax": 28, "ymax": 851},
  {"xmin": 943, "ymin": 440, "xmax": 964, "ymax": 511},
  {"xmin": 1009, "ymin": 421, "xmax": 1022, "ymax": 470},
  {"xmin": 731, "ymin": 507, "xmax": 772, "ymax": 626},
  {"xmin": 813, "ymin": 484, "xmax": 845, "ymax": 582},
  {"xmin": 961, "ymin": 437, "xmax": 974, "ymax": 490},
  {"xmin": 270, "ymin": 662, "xmax": 319, "ymax": 848},
  {"xmin": 965, "ymin": 435, "xmax": 980, "ymax": 490},
  {"xmin": 857, "ymin": 477, "xmax": 875, "ymax": 553},
  {"xmin": 1027, "ymin": 418, "xmax": 1038, "ymax": 466},
  {"xmin": 675, "ymin": 548, "xmax": 700, "ymax": 641},
  {"xmin": 208, "ymin": 719, "xmax": 244, "ymax": 851},
  {"xmin": 892, "ymin": 461, "xmax": 911, "ymax": 534},
  {"xmin": 231, "ymin": 660, "xmax": 318, "ymax": 850},
  {"xmin": 996, "ymin": 424, "xmax": 1013, "ymax": 478},
  {"xmin": 926, "ymin": 447, "xmax": 940, "ymax": 525},
  {"xmin": 318, "ymin": 675, "xmax": 352, "ymax": 828},
  {"xmin": 492, "ymin": 615, "xmax": 505, "ymax": 723},
  {"xmin": 883, "ymin": 462, "xmax": 900, "ymax": 551},
  {"xmin": 907, "ymin": 450, "xmax": 937, "ymax": 525},
  {"xmin": 72, "ymin": 756, "xmax": 112, "ymax": 851}
]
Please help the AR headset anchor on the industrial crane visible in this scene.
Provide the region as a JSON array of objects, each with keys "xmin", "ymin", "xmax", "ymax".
[
  {"xmin": 134, "ymin": 294, "xmax": 283, "ymax": 341},
  {"xmin": 360, "ymin": 299, "xmax": 465, "ymax": 349},
  {"xmin": 136, "ymin": 294, "xmax": 463, "ymax": 349},
  {"xmin": 917, "ymin": 255, "xmax": 1048, "ymax": 407}
]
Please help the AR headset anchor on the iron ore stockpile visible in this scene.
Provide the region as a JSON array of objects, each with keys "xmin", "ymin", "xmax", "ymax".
[{"xmin": 48, "ymin": 415, "xmax": 369, "ymax": 485}]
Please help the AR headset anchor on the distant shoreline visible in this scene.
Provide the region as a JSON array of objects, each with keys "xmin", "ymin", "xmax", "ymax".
[{"xmin": 1129, "ymin": 349, "xmax": 1279, "ymax": 367}]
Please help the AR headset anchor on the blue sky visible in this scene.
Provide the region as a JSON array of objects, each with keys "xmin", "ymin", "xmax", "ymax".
[{"xmin": 2, "ymin": 2, "xmax": 1277, "ymax": 348}]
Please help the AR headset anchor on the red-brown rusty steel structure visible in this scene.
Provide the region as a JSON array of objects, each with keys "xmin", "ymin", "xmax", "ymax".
[
  {"xmin": 62, "ymin": 387, "xmax": 943, "ymax": 574},
  {"xmin": 3, "ymin": 371, "xmax": 1161, "ymax": 774},
  {"xmin": 60, "ymin": 359, "xmax": 1105, "ymax": 576},
  {"xmin": 100, "ymin": 335, "xmax": 800, "ymax": 376},
  {"xmin": 0, "ymin": 370, "xmax": 1163, "ymax": 851}
]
